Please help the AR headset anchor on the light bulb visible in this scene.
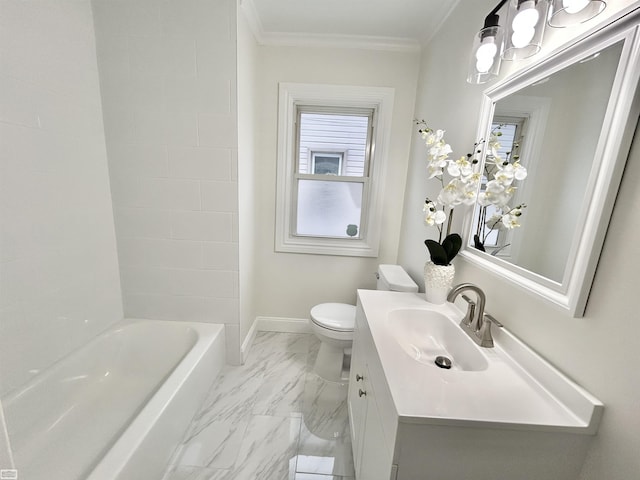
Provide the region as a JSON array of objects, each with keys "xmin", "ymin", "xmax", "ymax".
[
  {"xmin": 475, "ymin": 41, "xmax": 498, "ymax": 63},
  {"xmin": 476, "ymin": 57, "xmax": 494, "ymax": 74},
  {"xmin": 562, "ymin": 0, "xmax": 590, "ymax": 14},
  {"xmin": 511, "ymin": 27, "xmax": 535, "ymax": 48},
  {"xmin": 512, "ymin": 1, "xmax": 540, "ymax": 31}
]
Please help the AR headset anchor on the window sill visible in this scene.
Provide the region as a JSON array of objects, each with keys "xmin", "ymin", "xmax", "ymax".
[{"xmin": 275, "ymin": 235, "xmax": 379, "ymax": 257}]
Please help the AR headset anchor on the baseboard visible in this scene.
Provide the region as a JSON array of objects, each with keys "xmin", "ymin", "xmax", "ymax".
[
  {"xmin": 240, "ymin": 318, "xmax": 259, "ymax": 364},
  {"xmin": 256, "ymin": 316, "xmax": 311, "ymax": 333}
]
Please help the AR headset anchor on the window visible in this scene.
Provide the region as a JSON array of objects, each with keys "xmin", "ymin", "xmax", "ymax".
[
  {"xmin": 474, "ymin": 115, "xmax": 531, "ymax": 258},
  {"xmin": 479, "ymin": 118, "xmax": 525, "ymax": 250},
  {"xmin": 311, "ymin": 152, "xmax": 343, "ymax": 175},
  {"xmin": 295, "ymin": 109, "xmax": 371, "ymax": 239},
  {"xmin": 276, "ymin": 83, "xmax": 394, "ymax": 256}
]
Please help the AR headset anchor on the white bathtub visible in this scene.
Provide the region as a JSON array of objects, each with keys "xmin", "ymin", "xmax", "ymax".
[{"xmin": 2, "ymin": 319, "xmax": 225, "ymax": 480}]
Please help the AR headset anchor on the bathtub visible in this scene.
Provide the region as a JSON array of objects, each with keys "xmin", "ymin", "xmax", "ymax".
[{"xmin": 2, "ymin": 319, "xmax": 225, "ymax": 480}]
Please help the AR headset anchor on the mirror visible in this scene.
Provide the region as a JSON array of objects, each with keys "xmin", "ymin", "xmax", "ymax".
[
  {"xmin": 461, "ymin": 17, "xmax": 640, "ymax": 317},
  {"xmin": 471, "ymin": 41, "xmax": 623, "ymax": 282}
]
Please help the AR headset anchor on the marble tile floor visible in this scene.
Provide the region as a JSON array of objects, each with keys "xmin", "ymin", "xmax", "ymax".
[{"xmin": 163, "ymin": 332, "xmax": 356, "ymax": 480}]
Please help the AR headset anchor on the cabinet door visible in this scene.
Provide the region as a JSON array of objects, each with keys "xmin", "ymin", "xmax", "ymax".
[
  {"xmin": 348, "ymin": 333, "xmax": 368, "ymax": 474},
  {"xmin": 358, "ymin": 385, "xmax": 392, "ymax": 480}
]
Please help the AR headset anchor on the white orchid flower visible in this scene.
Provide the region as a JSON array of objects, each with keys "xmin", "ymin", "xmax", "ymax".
[
  {"xmin": 423, "ymin": 201, "xmax": 446, "ymax": 226},
  {"xmin": 476, "ymin": 181, "xmax": 502, "ymax": 207},
  {"xmin": 479, "ymin": 181, "xmax": 516, "ymax": 207},
  {"xmin": 427, "ymin": 161, "xmax": 445, "ymax": 179},
  {"xmin": 460, "ymin": 184, "xmax": 479, "ymax": 206},
  {"xmin": 447, "ymin": 156, "xmax": 473, "ymax": 178},
  {"xmin": 501, "ymin": 212, "xmax": 521, "ymax": 229},
  {"xmin": 494, "ymin": 161, "xmax": 526, "ymax": 183},
  {"xmin": 427, "ymin": 151, "xmax": 449, "ymax": 172},
  {"xmin": 512, "ymin": 161, "xmax": 528, "ymax": 180},
  {"xmin": 477, "ymin": 192, "xmax": 490, "ymax": 207},
  {"xmin": 485, "ymin": 213, "xmax": 506, "ymax": 231},
  {"xmin": 438, "ymin": 178, "xmax": 468, "ymax": 208},
  {"xmin": 464, "ymin": 171, "xmax": 483, "ymax": 185},
  {"xmin": 422, "ymin": 128, "xmax": 446, "ymax": 146},
  {"xmin": 494, "ymin": 167, "xmax": 515, "ymax": 186},
  {"xmin": 429, "ymin": 143, "xmax": 452, "ymax": 160},
  {"xmin": 457, "ymin": 174, "xmax": 480, "ymax": 205},
  {"xmin": 485, "ymin": 179, "xmax": 506, "ymax": 194},
  {"xmin": 494, "ymin": 186, "xmax": 517, "ymax": 207}
]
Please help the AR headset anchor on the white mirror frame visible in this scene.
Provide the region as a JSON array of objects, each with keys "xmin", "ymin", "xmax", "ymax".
[{"xmin": 460, "ymin": 11, "xmax": 640, "ymax": 317}]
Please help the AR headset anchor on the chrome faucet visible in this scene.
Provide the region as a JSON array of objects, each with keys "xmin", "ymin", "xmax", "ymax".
[{"xmin": 446, "ymin": 283, "xmax": 501, "ymax": 348}]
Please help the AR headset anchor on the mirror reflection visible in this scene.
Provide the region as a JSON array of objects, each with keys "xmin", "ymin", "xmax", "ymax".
[{"xmin": 469, "ymin": 40, "xmax": 624, "ymax": 283}]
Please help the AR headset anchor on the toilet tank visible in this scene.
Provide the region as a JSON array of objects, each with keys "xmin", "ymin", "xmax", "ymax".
[{"xmin": 376, "ymin": 264, "xmax": 418, "ymax": 292}]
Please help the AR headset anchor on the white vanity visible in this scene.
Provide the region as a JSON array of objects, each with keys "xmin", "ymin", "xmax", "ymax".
[{"xmin": 348, "ymin": 290, "xmax": 603, "ymax": 480}]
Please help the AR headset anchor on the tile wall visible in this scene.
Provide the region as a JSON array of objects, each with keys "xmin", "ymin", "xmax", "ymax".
[
  {"xmin": 92, "ymin": 0, "xmax": 241, "ymax": 361},
  {"xmin": 0, "ymin": 0, "xmax": 123, "ymax": 395}
]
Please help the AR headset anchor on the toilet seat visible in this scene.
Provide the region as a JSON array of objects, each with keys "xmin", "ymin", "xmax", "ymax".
[{"xmin": 310, "ymin": 303, "xmax": 355, "ymax": 332}]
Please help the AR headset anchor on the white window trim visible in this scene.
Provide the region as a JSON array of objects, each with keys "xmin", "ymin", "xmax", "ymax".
[{"xmin": 275, "ymin": 83, "xmax": 394, "ymax": 257}]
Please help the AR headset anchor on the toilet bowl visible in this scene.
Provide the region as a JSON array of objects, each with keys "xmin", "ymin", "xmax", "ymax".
[
  {"xmin": 310, "ymin": 303, "xmax": 355, "ymax": 382},
  {"xmin": 309, "ymin": 265, "xmax": 418, "ymax": 382}
]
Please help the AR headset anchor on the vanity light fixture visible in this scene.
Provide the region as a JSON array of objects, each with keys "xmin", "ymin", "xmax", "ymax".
[
  {"xmin": 548, "ymin": 0, "xmax": 607, "ymax": 27},
  {"xmin": 467, "ymin": 0, "xmax": 607, "ymax": 84},
  {"xmin": 467, "ymin": 12, "xmax": 505, "ymax": 84},
  {"xmin": 467, "ymin": 0, "xmax": 508, "ymax": 84}
]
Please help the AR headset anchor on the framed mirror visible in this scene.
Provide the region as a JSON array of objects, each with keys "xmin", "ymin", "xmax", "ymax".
[{"xmin": 460, "ymin": 14, "xmax": 640, "ymax": 317}]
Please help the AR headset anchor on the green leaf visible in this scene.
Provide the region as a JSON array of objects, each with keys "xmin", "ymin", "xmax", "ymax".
[
  {"xmin": 442, "ymin": 234, "xmax": 462, "ymax": 263},
  {"xmin": 424, "ymin": 240, "xmax": 448, "ymax": 266}
]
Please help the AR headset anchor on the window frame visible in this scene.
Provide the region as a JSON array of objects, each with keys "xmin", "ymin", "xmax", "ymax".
[{"xmin": 275, "ymin": 83, "xmax": 394, "ymax": 257}]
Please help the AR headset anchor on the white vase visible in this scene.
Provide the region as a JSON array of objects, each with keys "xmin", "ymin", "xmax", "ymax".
[{"xmin": 423, "ymin": 261, "xmax": 455, "ymax": 304}]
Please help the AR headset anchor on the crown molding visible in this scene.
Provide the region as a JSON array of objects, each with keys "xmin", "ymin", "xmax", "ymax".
[
  {"xmin": 239, "ymin": 0, "xmax": 421, "ymax": 53},
  {"xmin": 260, "ymin": 31, "xmax": 421, "ymax": 52}
]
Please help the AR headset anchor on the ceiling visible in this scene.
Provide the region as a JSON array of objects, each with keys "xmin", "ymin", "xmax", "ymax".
[{"xmin": 242, "ymin": 0, "xmax": 461, "ymax": 50}]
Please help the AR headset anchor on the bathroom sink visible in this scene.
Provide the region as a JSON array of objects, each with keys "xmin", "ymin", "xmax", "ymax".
[
  {"xmin": 359, "ymin": 290, "xmax": 603, "ymax": 436},
  {"xmin": 386, "ymin": 308, "xmax": 488, "ymax": 371}
]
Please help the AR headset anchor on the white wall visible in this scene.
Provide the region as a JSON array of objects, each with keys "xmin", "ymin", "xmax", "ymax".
[
  {"xmin": 398, "ymin": 2, "xmax": 640, "ymax": 479},
  {"xmin": 254, "ymin": 45, "xmax": 420, "ymax": 319},
  {"xmin": 0, "ymin": 0, "xmax": 123, "ymax": 396},
  {"xmin": 92, "ymin": 0, "xmax": 242, "ymax": 362},
  {"xmin": 237, "ymin": 9, "xmax": 259, "ymax": 346}
]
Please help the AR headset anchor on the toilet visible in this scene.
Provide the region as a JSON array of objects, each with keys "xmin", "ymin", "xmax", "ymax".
[{"xmin": 309, "ymin": 264, "xmax": 418, "ymax": 381}]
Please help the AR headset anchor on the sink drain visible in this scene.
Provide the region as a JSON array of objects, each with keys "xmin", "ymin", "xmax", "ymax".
[{"xmin": 434, "ymin": 356, "xmax": 452, "ymax": 369}]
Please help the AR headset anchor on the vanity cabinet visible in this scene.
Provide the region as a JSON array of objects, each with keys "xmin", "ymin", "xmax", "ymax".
[{"xmin": 347, "ymin": 290, "xmax": 602, "ymax": 480}]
